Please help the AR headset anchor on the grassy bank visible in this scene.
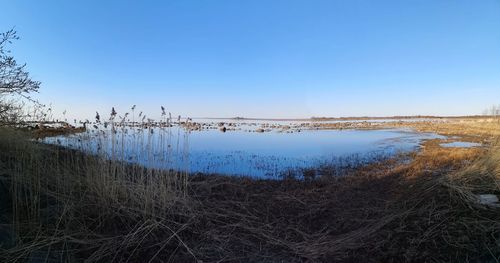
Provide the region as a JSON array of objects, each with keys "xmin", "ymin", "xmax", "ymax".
[
  {"xmin": 0, "ymin": 127, "xmax": 499, "ymax": 262},
  {"xmin": 311, "ymin": 117, "xmax": 500, "ymax": 141}
]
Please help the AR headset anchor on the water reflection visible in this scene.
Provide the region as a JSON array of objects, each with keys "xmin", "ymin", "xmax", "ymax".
[{"xmin": 44, "ymin": 125, "xmax": 444, "ymax": 178}]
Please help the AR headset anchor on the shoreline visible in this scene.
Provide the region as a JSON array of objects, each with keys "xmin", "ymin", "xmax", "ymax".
[
  {"xmin": 192, "ymin": 115, "xmax": 496, "ymax": 121},
  {"xmin": 1, "ymin": 120, "xmax": 499, "ymax": 262}
]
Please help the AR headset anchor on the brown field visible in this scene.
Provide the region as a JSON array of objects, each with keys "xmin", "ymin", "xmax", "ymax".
[{"xmin": 312, "ymin": 117, "xmax": 500, "ymax": 138}]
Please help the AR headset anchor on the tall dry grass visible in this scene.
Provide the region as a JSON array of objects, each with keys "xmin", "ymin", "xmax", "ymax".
[{"xmin": 0, "ymin": 125, "xmax": 193, "ymax": 262}]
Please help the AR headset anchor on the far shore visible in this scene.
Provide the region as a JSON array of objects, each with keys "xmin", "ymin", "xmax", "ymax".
[{"xmin": 192, "ymin": 115, "xmax": 496, "ymax": 121}]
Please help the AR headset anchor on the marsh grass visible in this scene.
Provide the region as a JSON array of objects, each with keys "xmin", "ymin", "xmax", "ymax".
[
  {"xmin": 0, "ymin": 121, "xmax": 499, "ymax": 262},
  {"xmin": 0, "ymin": 123, "xmax": 193, "ymax": 262}
]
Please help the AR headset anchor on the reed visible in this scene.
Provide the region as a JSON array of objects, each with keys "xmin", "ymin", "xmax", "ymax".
[{"xmin": 0, "ymin": 105, "xmax": 192, "ymax": 261}]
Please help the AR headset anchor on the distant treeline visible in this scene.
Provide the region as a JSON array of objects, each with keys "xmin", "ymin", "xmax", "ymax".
[
  {"xmin": 309, "ymin": 115, "xmax": 492, "ymax": 121},
  {"xmin": 482, "ymin": 105, "xmax": 500, "ymax": 116},
  {"xmin": 203, "ymin": 115, "xmax": 495, "ymax": 122}
]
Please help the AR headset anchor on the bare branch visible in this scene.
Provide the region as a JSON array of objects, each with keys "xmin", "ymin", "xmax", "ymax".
[{"xmin": 0, "ymin": 28, "xmax": 41, "ymax": 124}]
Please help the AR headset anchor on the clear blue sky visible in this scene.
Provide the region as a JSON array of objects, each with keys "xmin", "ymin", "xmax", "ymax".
[{"xmin": 2, "ymin": 0, "xmax": 500, "ymax": 119}]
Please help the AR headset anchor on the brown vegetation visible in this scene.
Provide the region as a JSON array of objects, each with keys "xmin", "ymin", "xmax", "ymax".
[
  {"xmin": 0, "ymin": 121, "xmax": 499, "ymax": 262},
  {"xmin": 27, "ymin": 123, "xmax": 86, "ymax": 139},
  {"xmin": 312, "ymin": 117, "xmax": 500, "ymax": 141}
]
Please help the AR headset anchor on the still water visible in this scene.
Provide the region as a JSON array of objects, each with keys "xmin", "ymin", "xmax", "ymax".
[
  {"xmin": 187, "ymin": 128, "xmax": 442, "ymax": 177},
  {"xmin": 44, "ymin": 124, "xmax": 444, "ymax": 178}
]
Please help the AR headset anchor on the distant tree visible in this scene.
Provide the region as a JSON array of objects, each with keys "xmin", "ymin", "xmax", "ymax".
[
  {"xmin": 491, "ymin": 105, "xmax": 499, "ymax": 116},
  {"xmin": 0, "ymin": 28, "xmax": 41, "ymax": 124},
  {"xmin": 483, "ymin": 105, "xmax": 500, "ymax": 122}
]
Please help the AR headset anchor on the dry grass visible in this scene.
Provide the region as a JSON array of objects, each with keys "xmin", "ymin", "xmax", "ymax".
[
  {"xmin": 314, "ymin": 117, "xmax": 500, "ymax": 144},
  {"xmin": 389, "ymin": 118, "xmax": 500, "ymax": 142},
  {"xmin": 0, "ymin": 128, "xmax": 191, "ymax": 261},
  {"xmin": 0, "ymin": 122, "xmax": 499, "ymax": 262},
  {"xmin": 404, "ymin": 139, "xmax": 484, "ymax": 176}
]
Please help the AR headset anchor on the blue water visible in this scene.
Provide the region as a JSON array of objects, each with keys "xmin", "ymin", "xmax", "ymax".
[
  {"xmin": 44, "ymin": 126, "xmax": 444, "ymax": 178},
  {"xmin": 440, "ymin": 141, "xmax": 481, "ymax": 148}
]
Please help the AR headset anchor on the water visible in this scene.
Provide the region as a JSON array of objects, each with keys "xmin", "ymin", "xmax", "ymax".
[
  {"xmin": 440, "ymin": 141, "xmax": 482, "ymax": 148},
  {"xmin": 43, "ymin": 124, "xmax": 444, "ymax": 178},
  {"xmin": 193, "ymin": 117, "xmax": 449, "ymax": 127}
]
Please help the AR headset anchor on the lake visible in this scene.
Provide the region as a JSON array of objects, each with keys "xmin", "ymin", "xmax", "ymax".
[{"xmin": 43, "ymin": 120, "xmax": 445, "ymax": 178}]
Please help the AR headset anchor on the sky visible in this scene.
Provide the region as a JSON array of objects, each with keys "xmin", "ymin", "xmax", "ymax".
[{"xmin": 1, "ymin": 0, "xmax": 500, "ymax": 120}]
